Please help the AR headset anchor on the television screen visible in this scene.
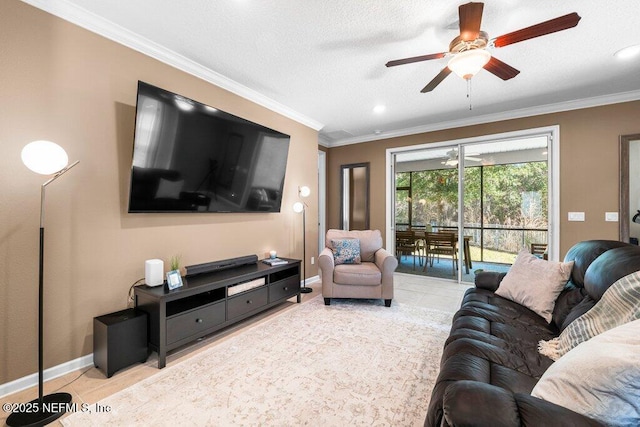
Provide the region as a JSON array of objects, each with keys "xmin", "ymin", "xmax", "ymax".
[{"xmin": 128, "ymin": 81, "xmax": 291, "ymax": 213}]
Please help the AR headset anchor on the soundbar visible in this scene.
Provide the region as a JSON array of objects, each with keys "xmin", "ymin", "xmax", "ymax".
[{"xmin": 185, "ymin": 254, "xmax": 258, "ymax": 277}]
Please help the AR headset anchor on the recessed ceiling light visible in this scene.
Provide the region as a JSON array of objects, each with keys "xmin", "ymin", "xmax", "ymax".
[
  {"xmin": 373, "ymin": 105, "xmax": 386, "ymax": 114},
  {"xmin": 614, "ymin": 44, "xmax": 640, "ymax": 60}
]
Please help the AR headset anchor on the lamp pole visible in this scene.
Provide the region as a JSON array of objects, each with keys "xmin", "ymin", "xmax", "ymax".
[
  {"xmin": 294, "ymin": 186, "xmax": 312, "ymax": 294},
  {"xmin": 38, "ymin": 163, "xmax": 78, "ymax": 400},
  {"xmin": 300, "ymin": 203, "xmax": 312, "ymax": 293}
]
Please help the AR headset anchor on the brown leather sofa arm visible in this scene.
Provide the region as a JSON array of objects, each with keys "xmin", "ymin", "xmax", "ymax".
[
  {"xmin": 474, "ymin": 271, "xmax": 507, "ymax": 291},
  {"xmin": 440, "ymin": 381, "xmax": 604, "ymax": 427}
]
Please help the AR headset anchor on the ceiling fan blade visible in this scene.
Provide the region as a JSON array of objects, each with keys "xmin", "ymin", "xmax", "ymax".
[
  {"xmin": 484, "ymin": 57, "xmax": 520, "ymax": 80},
  {"xmin": 459, "ymin": 2, "xmax": 484, "ymax": 41},
  {"xmin": 386, "ymin": 52, "xmax": 446, "ymax": 67},
  {"xmin": 421, "ymin": 67, "xmax": 452, "ymax": 93},
  {"xmin": 492, "ymin": 12, "xmax": 581, "ymax": 48}
]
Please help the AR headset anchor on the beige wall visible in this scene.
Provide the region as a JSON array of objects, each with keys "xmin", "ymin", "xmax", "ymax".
[
  {"xmin": 326, "ymin": 101, "xmax": 640, "ymax": 256},
  {"xmin": 0, "ymin": 0, "xmax": 318, "ymax": 384}
]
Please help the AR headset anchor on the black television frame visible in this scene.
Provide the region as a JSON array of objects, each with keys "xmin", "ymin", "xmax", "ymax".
[{"xmin": 127, "ymin": 81, "xmax": 291, "ymax": 214}]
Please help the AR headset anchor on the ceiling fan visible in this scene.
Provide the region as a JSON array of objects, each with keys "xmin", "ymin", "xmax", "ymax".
[
  {"xmin": 386, "ymin": 2, "xmax": 581, "ymax": 93},
  {"xmin": 440, "ymin": 148, "xmax": 481, "ymax": 166}
]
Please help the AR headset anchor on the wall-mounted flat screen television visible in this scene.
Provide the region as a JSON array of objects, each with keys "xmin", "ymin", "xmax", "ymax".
[{"xmin": 128, "ymin": 81, "xmax": 291, "ymax": 213}]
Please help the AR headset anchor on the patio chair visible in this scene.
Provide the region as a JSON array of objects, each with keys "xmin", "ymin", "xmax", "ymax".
[
  {"xmin": 396, "ymin": 230, "xmax": 418, "ymax": 269},
  {"xmin": 530, "ymin": 242, "xmax": 548, "ymax": 259},
  {"xmin": 425, "ymin": 232, "xmax": 458, "ymax": 276}
]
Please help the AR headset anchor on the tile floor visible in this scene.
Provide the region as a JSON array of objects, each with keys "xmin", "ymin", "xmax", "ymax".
[{"xmin": 0, "ymin": 274, "xmax": 471, "ymax": 425}]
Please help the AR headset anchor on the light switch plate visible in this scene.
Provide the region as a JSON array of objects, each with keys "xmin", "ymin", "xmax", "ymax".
[
  {"xmin": 568, "ymin": 212, "xmax": 585, "ymax": 221},
  {"xmin": 605, "ymin": 212, "xmax": 619, "ymax": 222}
]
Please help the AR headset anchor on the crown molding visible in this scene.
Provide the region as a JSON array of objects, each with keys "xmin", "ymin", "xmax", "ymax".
[
  {"xmin": 325, "ymin": 89, "xmax": 640, "ymax": 148},
  {"xmin": 317, "ymin": 135, "xmax": 331, "ymax": 148},
  {"xmin": 20, "ymin": 1, "xmax": 640, "ymax": 146},
  {"xmin": 21, "ymin": 0, "xmax": 324, "ymax": 132}
]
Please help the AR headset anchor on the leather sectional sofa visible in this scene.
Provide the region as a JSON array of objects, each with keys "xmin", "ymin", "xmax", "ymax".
[{"xmin": 425, "ymin": 240, "xmax": 640, "ymax": 426}]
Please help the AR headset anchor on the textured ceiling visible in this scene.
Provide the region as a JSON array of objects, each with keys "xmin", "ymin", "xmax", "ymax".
[{"xmin": 27, "ymin": 0, "xmax": 640, "ymax": 146}]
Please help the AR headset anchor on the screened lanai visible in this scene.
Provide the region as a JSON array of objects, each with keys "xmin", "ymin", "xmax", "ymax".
[{"xmin": 393, "ymin": 136, "xmax": 550, "ymax": 282}]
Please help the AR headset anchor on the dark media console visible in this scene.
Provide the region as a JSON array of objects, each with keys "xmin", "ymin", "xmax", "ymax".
[{"xmin": 134, "ymin": 257, "xmax": 301, "ymax": 368}]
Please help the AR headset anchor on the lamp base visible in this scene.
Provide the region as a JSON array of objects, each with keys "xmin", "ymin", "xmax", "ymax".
[
  {"xmin": 6, "ymin": 392, "xmax": 73, "ymax": 427},
  {"xmin": 300, "ymin": 287, "xmax": 313, "ymax": 294}
]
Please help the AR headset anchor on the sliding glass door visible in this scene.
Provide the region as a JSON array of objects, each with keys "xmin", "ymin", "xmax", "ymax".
[{"xmin": 391, "ymin": 130, "xmax": 554, "ymax": 283}]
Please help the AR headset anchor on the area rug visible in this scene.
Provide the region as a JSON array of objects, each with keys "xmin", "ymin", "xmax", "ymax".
[{"xmin": 63, "ymin": 296, "xmax": 453, "ymax": 426}]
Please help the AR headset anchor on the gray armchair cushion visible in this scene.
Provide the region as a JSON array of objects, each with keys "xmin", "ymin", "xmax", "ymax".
[{"xmin": 334, "ymin": 263, "xmax": 382, "ymax": 286}]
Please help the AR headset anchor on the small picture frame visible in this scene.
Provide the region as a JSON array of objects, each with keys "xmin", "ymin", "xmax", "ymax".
[{"xmin": 166, "ymin": 270, "xmax": 183, "ymax": 290}]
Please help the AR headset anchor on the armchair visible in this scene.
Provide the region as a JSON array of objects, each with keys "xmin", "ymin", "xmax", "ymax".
[{"xmin": 319, "ymin": 229, "xmax": 398, "ymax": 307}]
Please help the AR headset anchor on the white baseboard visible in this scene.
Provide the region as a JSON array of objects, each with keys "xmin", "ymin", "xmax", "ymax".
[
  {"xmin": 303, "ymin": 275, "xmax": 319, "ymax": 286},
  {"xmin": 0, "ymin": 354, "xmax": 94, "ymax": 399}
]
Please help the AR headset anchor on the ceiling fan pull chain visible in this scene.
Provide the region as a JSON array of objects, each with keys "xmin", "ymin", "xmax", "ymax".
[{"xmin": 467, "ymin": 79, "xmax": 473, "ymax": 110}]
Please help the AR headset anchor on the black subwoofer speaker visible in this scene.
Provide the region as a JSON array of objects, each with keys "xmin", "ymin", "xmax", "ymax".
[{"xmin": 93, "ymin": 308, "xmax": 148, "ymax": 378}]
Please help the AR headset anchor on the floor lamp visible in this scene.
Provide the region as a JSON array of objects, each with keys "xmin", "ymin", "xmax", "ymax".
[
  {"xmin": 7, "ymin": 141, "xmax": 79, "ymax": 427},
  {"xmin": 293, "ymin": 186, "xmax": 312, "ymax": 294}
]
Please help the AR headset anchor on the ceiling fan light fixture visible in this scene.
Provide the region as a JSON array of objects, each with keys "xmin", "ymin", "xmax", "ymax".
[{"xmin": 447, "ymin": 49, "xmax": 491, "ymax": 80}]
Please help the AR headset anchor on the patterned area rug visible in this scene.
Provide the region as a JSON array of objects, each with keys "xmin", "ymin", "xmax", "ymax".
[{"xmin": 63, "ymin": 296, "xmax": 453, "ymax": 426}]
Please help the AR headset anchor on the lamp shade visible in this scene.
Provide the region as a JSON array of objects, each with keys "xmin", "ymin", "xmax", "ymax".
[
  {"xmin": 448, "ymin": 49, "xmax": 491, "ymax": 80},
  {"xmin": 293, "ymin": 201, "xmax": 304, "ymax": 213},
  {"xmin": 21, "ymin": 140, "xmax": 69, "ymax": 175}
]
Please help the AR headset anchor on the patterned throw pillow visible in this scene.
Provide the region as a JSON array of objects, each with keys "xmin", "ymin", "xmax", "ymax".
[{"xmin": 331, "ymin": 239, "xmax": 361, "ymax": 265}]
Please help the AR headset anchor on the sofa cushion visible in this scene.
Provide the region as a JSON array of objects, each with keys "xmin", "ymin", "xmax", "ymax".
[
  {"xmin": 563, "ymin": 240, "xmax": 630, "ymax": 288},
  {"xmin": 325, "ymin": 229, "xmax": 382, "ymax": 262},
  {"xmin": 330, "ymin": 238, "xmax": 361, "ymax": 265},
  {"xmin": 583, "ymin": 245, "xmax": 640, "ymax": 301},
  {"xmin": 333, "ymin": 262, "xmax": 381, "ymax": 286},
  {"xmin": 495, "ymin": 250, "xmax": 573, "ymax": 323},
  {"xmin": 551, "ymin": 284, "xmax": 586, "ymax": 330},
  {"xmin": 531, "ymin": 319, "xmax": 640, "ymax": 427},
  {"xmin": 449, "ymin": 289, "xmax": 557, "ymax": 377},
  {"xmin": 559, "ymin": 296, "xmax": 596, "ymax": 330}
]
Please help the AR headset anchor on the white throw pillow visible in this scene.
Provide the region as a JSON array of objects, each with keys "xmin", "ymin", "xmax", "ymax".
[
  {"xmin": 495, "ymin": 249, "xmax": 573, "ymax": 323},
  {"xmin": 531, "ymin": 319, "xmax": 640, "ymax": 427}
]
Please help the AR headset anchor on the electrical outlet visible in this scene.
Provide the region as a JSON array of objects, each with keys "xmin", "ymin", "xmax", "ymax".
[
  {"xmin": 568, "ymin": 212, "xmax": 585, "ymax": 221},
  {"xmin": 311, "ymin": 256, "xmax": 315, "ymax": 265},
  {"xmin": 605, "ymin": 212, "xmax": 619, "ymax": 222}
]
